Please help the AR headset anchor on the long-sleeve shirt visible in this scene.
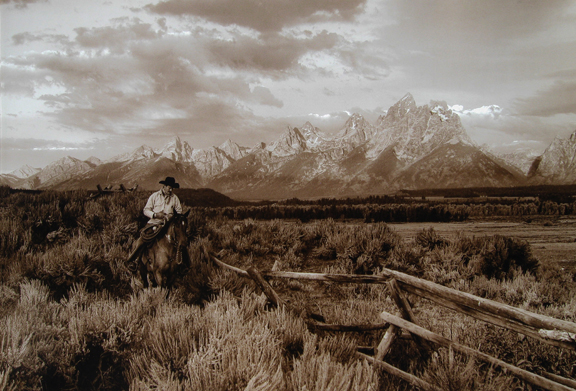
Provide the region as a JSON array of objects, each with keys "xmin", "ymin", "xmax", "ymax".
[{"xmin": 143, "ymin": 190, "xmax": 183, "ymax": 225}]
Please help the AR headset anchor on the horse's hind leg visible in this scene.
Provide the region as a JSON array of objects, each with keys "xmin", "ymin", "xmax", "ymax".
[
  {"xmin": 154, "ymin": 269, "xmax": 166, "ymax": 288},
  {"xmin": 139, "ymin": 256, "xmax": 150, "ymax": 288},
  {"xmin": 166, "ymin": 270, "xmax": 177, "ymax": 288},
  {"xmin": 140, "ymin": 266, "xmax": 150, "ymax": 288}
]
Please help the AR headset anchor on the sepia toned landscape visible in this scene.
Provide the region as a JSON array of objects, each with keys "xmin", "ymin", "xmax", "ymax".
[
  {"xmin": 3, "ymin": 0, "xmax": 576, "ymax": 390},
  {"xmin": 1, "ymin": 187, "xmax": 575, "ymax": 390}
]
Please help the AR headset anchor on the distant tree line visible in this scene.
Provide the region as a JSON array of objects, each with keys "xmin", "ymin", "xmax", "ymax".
[
  {"xmin": 2, "ymin": 185, "xmax": 575, "ymax": 223},
  {"xmin": 197, "ymin": 198, "xmax": 576, "ymax": 222},
  {"xmin": 202, "ymin": 203, "xmax": 463, "ymax": 222},
  {"xmin": 399, "ymin": 184, "xmax": 576, "ymax": 200}
]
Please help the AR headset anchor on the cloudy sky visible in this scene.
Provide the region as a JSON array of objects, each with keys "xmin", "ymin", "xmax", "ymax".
[{"xmin": 2, "ymin": 0, "xmax": 576, "ymax": 173}]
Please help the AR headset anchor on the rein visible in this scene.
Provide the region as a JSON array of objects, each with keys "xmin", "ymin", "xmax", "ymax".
[{"xmin": 165, "ymin": 218, "xmax": 186, "ymax": 265}]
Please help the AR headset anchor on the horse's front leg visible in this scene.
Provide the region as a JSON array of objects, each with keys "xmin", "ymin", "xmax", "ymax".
[
  {"xmin": 153, "ymin": 248, "xmax": 171, "ymax": 287},
  {"xmin": 154, "ymin": 267, "xmax": 166, "ymax": 287},
  {"xmin": 139, "ymin": 251, "xmax": 150, "ymax": 288}
]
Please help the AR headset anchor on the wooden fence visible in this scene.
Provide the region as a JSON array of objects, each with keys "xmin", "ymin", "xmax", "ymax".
[
  {"xmin": 210, "ymin": 254, "xmax": 576, "ymax": 391},
  {"xmin": 89, "ymin": 184, "xmax": 138, "ymax": 198}
]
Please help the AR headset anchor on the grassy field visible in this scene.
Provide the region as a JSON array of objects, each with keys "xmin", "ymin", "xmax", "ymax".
[
  {"xmin": 0, "ymin": 189, "xmax": 575, "ymax": 390},
  {"xmin": 388, "ymin": 217, "xmax": 576, "ymax": 266}
]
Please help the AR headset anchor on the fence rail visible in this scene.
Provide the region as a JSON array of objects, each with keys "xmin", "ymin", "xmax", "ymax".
[
  {"xmin": 259, "ymin": 267, "xmax": 576, "ymax": 349},
  {"xmin": 209, "ymin": 254, "xmax": 576, "ymax": 391}
]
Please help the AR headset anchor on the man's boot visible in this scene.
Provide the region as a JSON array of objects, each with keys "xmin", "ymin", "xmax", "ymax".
[{"xmin": 127, "ymin": 237, "xmax": 145, "ymax": 271}]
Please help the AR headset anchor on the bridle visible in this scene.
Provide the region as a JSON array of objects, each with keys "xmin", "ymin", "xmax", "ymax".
[{"xmin": 165, "ymin": 215, "xmax": 188, "ymax": 265}]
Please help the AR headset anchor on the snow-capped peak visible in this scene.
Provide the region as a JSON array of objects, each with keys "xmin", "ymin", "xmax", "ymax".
[
  {"xmin": 529, "ymin": 129, "xmax": 576, "ymax": 183},
  {"xmin": 86, "ymin": 156, "xmax": 102, "ymax": 166},
  {"xmin": 336, "ymin": 113, "xmax": 375, "ymax": 147},
  {"xmin": 384, "ymin": 93, "xmax": 418, "ymax": 122},
  {"xmin": 159, "ymin": 136, "xmax": 194, "ymax": 163},
  {"xmin": 108, "ymin": 145, "xmax": 157, "ymax": 163},
  {"xmin": 218, "ymin": 139, "xmax": 246, "ymax": 160},
  {"xmin": 344, "ymin": 113, "xmax": 366, "ymax": 129},
  {"xmin": 267, "ymin": 126, "xmax": 307, "ymax": 157},
  {"xmin": 400, "ymin": 92, "xmax": 415, "ymax": 103},
  {"xmin": 298, "ymin": 121, "xmax": 328, "ymax": 148},
  {"xmin": 300, "ymin": 121, "xmax": 319, "ymax": 137},
  {"xmin": 430, "ymin": 101, "xmax": 452, "ymax": 122},
  {"xmin": 8, "ymin": 164, "xmax": 41, "ymax": 179}
]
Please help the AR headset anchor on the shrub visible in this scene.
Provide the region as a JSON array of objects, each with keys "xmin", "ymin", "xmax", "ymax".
[
  {"xmin": 421, "ymin": 348, "xmax": 514, "ymax": 391},
  {"xmin": 320, "ymin": 222, "xmax": 401, "ymax": 275},
  {"xmin": 1, "ymin": 280, "xmax": 77, "ymax": 390},
  {"xmin": 273, "ymin": 248, "xmax": 305, "ymax": 271},
  {"xmin": 415, "ymin": 227, "xmax": 449, "ymax": 250},
  {"xmin": 0, "ymin": 217, "xmax": 30, "ymax": 257},
  {"xmin": 1, "ymin": 190, "xmax": 575, "ymax": 390},
  {"xmin": 288, "ymin": 334, "xmax": 378, "ymax": 391},
  {"xmin": 413, "ymin": 231, "xmax": 543, "ymax": 289},
  {"xmin": 470, "ymin": 235, "xmax": 540, "ymax": 280},
  {"xmin": 0, "ymin": 186, "xmax": 11, "ymax": 198}
]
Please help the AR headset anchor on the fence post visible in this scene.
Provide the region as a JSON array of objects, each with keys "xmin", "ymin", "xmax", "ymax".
[
  {"xmin": 359, "ymin": 353, "xmax": 442, "ymax": 391},
  {"xmin": 379, "ymin": 311, "xmax": 576, "ymax": 391},
  {"xmin": 247, "ymin": 266, "xmax": 284, "ymax": 308},
  {"xmin": 375, "ymin": 324, "xmax": 400, "ymax": 361},
  {"xmin": 388, "ymin": 279, "xmax": 432, "ymax": 352}
]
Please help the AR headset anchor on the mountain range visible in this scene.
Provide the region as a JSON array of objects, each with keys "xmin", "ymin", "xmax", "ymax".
[{"xmin": 2, "ymin": 93, "xmax": 575, "ymax": 199}]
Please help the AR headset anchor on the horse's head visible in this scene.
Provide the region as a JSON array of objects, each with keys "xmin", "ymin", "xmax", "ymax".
[{"xmin": 167, "ymin": 209, "xmax": 190, "ymax": 248}]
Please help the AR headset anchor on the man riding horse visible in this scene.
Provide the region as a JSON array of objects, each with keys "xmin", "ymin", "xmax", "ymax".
[{"xmin": 127, "ymin": 176, "xmax": 183, "ymax": 267}]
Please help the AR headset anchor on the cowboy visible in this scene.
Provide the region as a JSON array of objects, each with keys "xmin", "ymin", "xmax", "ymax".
[{"xmin": 127, "ymin": 176, "xmax": 183, "ymax": 264}]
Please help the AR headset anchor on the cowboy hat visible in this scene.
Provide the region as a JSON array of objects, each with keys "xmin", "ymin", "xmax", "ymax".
[{"xmin": 159, "ymin": 176, "xmax": 180, "ymax": 188}]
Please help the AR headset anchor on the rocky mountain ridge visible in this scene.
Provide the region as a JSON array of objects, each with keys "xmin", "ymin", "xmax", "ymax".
[
  {"xmin": 2, "ymin": 93, "xmax": 575, "ymax": 199},
  {"xmin": 528, "ymin": 130, "xmax": 576, "ymax": 184}
]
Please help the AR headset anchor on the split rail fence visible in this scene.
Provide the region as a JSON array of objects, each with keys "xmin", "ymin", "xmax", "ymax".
[{"xmin": 210, "ymin": 254, "xmax": 576, "ymax": 391}]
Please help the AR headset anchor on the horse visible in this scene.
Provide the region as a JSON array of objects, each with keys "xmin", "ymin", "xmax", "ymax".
[{"xmin": 138, "ymin": 210, "xmax": 190, "ymax": 288}]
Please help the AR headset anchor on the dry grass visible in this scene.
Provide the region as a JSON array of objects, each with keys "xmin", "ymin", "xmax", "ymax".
[{"xmin": 0, "ymin": 190, "xmax": 575, "ymax": 390}]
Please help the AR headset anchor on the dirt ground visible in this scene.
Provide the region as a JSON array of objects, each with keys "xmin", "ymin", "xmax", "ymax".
[{"xmin": 387, "ymin": 216, "xmax": 576, "ymax": 267}]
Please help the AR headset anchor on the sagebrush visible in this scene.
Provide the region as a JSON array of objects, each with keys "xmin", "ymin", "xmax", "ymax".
[{"xmin": 0, "ymin": 189, "xmax": 574, "ymax": 390}]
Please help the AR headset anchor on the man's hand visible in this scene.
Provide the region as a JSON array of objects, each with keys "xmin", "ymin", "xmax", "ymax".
[{"xmin": 154, "ymin": 211, "xmax": 166, "ymax": 219}]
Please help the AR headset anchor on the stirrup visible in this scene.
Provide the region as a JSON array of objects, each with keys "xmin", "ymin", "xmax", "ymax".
[{"xmin": 127, "ymin": 261, "xmax": 138, "ymax": 272}]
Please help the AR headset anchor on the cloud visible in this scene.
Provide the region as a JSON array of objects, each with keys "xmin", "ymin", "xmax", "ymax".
[
  {"xmin": 386, "ymin": 0, "xmax": 574, "ymax": 46},
  {"xmin": 251, "ymin": 86, "xmax": 283, "ymax": 108},
  {"xmin": 133, "ymin": 100, "xmax": 293, "ymax": 148},
  {"xmin": 74, "ymin": 18, "xmax": 161, "ymax": 54},
  {"xmin": 0, "ymin": 0, "xmax": 47, "ymax": 9},
  {"xmin": 145, "ymin": 0, "xmax": 367, "ymax": 32},
  {"xmin": 546, "ymin": 68, "xmax": 576, "ymax": 79},
  {"xmin": 451, "ymin": 104, "xmax": 503, "ymax": 119},
  {"xmin": 374, "ymin": 0, "xmax": 576, "ymax": 96},
  {"xmin": 0, "ymin": 62, "xmax": 41, "ymax": 95},
  {"xmin": 514, "ymin": 80, "xmax": 576, "ymax": 117},
  {"xmin": 3, "ymin": 14, "xmax": 357, "ymax": 144},
  {"xmin": 12, "ymin": 32, "xmax": 69, "ymax": 46},
  {"xmin": 0, "ymin": 137, "xmax": 103, "ymax": 172},
  {"xmin": 204, "ymin": 30, "xmax": 340, "ymax": 76},
  {"xmin": 334, "ymin": 39, "xmax": 390, "ymax": 80},
  {"xmin": 451, "ymin": 102, "xmax": 575, "ymax": 155},
  {"xmin": 323, "ymin": 88, "xmax": 336, "ymax": 96},
  {"xmin": 12, "ymin": 32, "xmax": 43, "ymax": 45}
]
